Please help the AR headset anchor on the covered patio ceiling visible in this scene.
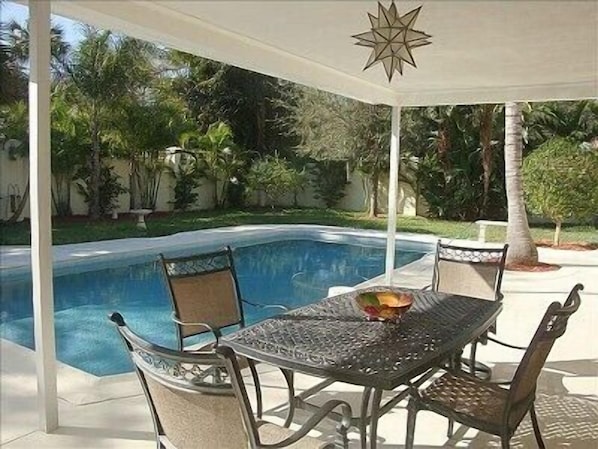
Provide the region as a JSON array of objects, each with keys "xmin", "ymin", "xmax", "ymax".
[
  {"xmin": 18, "ymin": 0, "xmax": 598, "ymax": 434},
  {"xmin": 51, "ymin": 0, "xmax": 597, "ymax": 106}
]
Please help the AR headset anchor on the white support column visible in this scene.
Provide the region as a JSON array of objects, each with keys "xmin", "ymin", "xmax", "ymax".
[
  {"xmin": 29, "ymin": 0, "xmax": 58, "ymax": 432},
  {"xmin": 384, "ymin": 106, "xmax": 401, "ymax": 284}
]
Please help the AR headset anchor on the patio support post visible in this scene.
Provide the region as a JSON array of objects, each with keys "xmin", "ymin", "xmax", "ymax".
[
  {"xmin": 29, "ymin": 0, "xmax": 58, "ymax": 432},
  {"xmin": 384, "ymin": 106, "xmax": 401, "ymax": 284}
]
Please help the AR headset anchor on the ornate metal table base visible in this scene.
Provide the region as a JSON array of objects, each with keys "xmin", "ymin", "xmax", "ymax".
[{"xmin": 281, "ymin": 368, "xmax": 438, "ymax": 449}]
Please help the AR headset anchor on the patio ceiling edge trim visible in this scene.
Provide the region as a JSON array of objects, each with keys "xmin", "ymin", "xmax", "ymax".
[
  {"xmin": 396, "ymin": 81, "xmax": 598, "ymax": 107},
  {"xmin": 49, "ymin": 0, "xmax": 401, "ymax": 106},
  {"xmin": 48, "ymin": 0, "xmax": 598, "ymax": 106}
]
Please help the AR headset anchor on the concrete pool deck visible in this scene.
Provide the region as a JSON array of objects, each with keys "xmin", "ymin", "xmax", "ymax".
[
  {"xmin": 0, "ymin": 224, "xmax": 438, "ymax": 276},
  {"xmin": 1, "ymin": 232, "xmax": 596, "ymax": 448}
]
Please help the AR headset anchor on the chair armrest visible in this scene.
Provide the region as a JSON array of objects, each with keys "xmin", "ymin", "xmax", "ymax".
[
  {"xmin": 242, "ymin": 300, "xmax": 290, "ymax": 312},
  {"xmin": 260, "ymin": 399, "xmax": 352, "ymax": 448},
  {"xmin": 421, "ymin": 284, "xmax": 432, "ymax": 291},
  {"xmin": 486, "ymin": 335, "xmax": 527, "ymax": 351},
  {"xmin": 170, "ymin": 313, "xmax": 222, "ymax": 346}
]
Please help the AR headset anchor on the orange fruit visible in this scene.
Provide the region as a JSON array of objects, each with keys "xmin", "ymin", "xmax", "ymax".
[
  {"xmin": 376, "ymin": 292, "xmax": 413, "ymax": 307},
  {"xmin": 375, "ymin": 292, "xmax": 401, "ymax": 307}
]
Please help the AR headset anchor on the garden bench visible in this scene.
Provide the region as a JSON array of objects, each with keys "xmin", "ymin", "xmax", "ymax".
[{"xmin": 475, "ymin": 220, "xmax": 507, "ymax": 243}]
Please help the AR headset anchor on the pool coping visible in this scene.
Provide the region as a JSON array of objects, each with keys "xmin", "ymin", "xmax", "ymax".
[{"xmin": 0, "ymin": 224, "xmax": 439, "ymax": 278}]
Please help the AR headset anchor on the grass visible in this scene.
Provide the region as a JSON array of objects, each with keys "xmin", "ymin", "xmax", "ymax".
[{"xmin": 0, "ymin": 208, "xmax": 596, "ymax": 246}]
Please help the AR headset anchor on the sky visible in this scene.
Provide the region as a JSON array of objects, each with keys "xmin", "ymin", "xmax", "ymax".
[{"xmin": 1, "ymin": 1, "xmax": 84, "ymax": 44}]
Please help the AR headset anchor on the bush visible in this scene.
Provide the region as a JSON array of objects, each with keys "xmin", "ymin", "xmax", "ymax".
[
  {"xmin": 246, "ymin": 155, "xmax": 299, "ymax": 207},
  {"xmin": 76, "ymin": 165, "xmax": 128, "ymax": 215},
  {"xmin": 310, "ymin": 160, "xmax": 347, "ymax": 208},
  {"xmin": 523, "ymin": 138, "xmax": 598, "ymax": 245},
  {"xmin": 172, "ymin": 167, "xmax": 200, "ymax": 211}
]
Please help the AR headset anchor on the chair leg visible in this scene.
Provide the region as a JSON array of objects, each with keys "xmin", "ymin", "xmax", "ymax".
[
  {"xmin": 335, "ymin": 421, "xmax": 350, "ymax": 449},
  {"xmin": 529, "ymin": 403, "xmax": 546, "ymax": 449},
  {"xmin": 501, "ymin": 435, "xmax": 510, "ymax": 449},
  {"xmin": 405, "ymin": 399, "xmax": 418, "ymax": 449},
  {"xmin": 469, "ymin": 341, "xmax": 478, "ymax": 376},
  {"xmin": 447, "ymin": 418, "xmax": 454, "ymax": 438},
  {"xmin": 461, "ymin": 341, "xmax": 492, "ymax": 380}
]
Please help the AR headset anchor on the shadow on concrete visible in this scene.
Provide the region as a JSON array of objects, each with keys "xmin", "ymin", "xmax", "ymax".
[
  {"xmin": 259, "ymin": 359, "xmax": 597, "ymax": 448},
  {"xmin": 54, "ymin": 426, "xmax": 154, "ymax": 442}
]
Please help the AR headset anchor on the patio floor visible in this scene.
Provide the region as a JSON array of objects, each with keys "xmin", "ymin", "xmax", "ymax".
[{"xmin": 1, "ymin": 244, "xmax": 597, "ymax": 448}]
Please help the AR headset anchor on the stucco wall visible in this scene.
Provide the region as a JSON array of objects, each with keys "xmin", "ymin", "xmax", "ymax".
[{"xmin": 0, "ymin": 153, "xmax": 422, "ymax": 220}]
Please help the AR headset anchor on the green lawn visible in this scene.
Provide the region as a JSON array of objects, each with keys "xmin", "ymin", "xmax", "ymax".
[{"xmin": 0, "ymin": 208, "xmax": 596, "ymax": 246}]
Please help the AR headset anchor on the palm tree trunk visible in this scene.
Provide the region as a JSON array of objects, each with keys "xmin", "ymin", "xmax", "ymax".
[
  {"xmin": 480, "ymin": 104, "xmax": 495, "ymax": 216},
  {"xmin": 212, "ymin": 174, "xmax": 219, "ymax": 209},
  {"xmin": 504, "ymin": 102, "xmax": 538, "ymax": 265},
  {"xmin": 129, "ymin": 156, "xmax": 138, "ymax": 209},
  {"xmin": 89, "ymin": 107, "xmax": 101, "ymax": 219},
  {"xmin": 368, "ymin": 169, "xmax": 380, "ymax": 218},
  {"xmin": 256, "ymin": 98, "xmax": 266, "ymax": 152}
]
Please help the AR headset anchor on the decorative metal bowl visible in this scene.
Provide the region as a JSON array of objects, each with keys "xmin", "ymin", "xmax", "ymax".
[{"xmin": 355, "ymin": 291, "xmax": 414, "ymax": 322}]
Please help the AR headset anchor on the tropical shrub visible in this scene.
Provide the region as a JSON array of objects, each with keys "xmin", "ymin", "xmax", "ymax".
[
  {"xmin": 245, "ymin": 154, "xmax": 300, "ymax": 207},
  {"xmin": 310, "ymin": 160, "xmax": 347, "ymax": 208},
  {"xmin": 181, "ymin": 122, "xmax": 245, "ymax": 208},
  {"xmin": 523, "ymin": 138, "xmax": 598, "ymax": 245},
  {"xmin": 405, "ymin": 106, "xmax": 508, "ymax": 221},
  {"xmin": 76, "ymin": 165, "xmax": 127, "ymax": 215},
  {"xmin": 172, "ymin": 166, "xmax": 200, "ymax": 211}
]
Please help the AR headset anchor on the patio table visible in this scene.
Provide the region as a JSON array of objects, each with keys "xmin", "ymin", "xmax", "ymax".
[{"xmin": 222, "ymin": 286, "xmax": 502, "ymax": 449}]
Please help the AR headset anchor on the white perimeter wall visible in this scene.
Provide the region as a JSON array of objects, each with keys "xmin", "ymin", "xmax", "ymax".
[{"xmin": 0, "ymin": 152, "xmax": 422, "ymax": 220}]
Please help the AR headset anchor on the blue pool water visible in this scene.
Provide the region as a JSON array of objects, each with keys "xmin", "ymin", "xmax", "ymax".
[{"xmin": 0, "ymin": 239, "xmax": 424, "ymax": 376}]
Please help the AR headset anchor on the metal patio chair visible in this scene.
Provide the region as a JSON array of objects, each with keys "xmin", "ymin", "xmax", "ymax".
[
  {"xmin": 109, "ymin": 312, "xmax": 352, "ymax": 449},
  {"xmin": 160, "ymin": 246, "xmax": 288, "ymax": 351},
  {"xmin": 405, "ymin": 284, "xmax": 583, "ymax": 449},
  {"xmin": 160, "ymin": 246, "xmax": 288, "ymax": 417},
  {"xmin": 430, "ymin": 240, "xmax": 516, "ymax": 379}
]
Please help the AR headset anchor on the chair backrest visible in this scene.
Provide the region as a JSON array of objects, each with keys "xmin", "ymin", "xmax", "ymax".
[
  {"xmin": 160, "ymin": 247, "xmax": 244, "ymax": 348},
  {"xmin": 109, "ymin": 312, "xmax": 256, "ymax": 449},
  {"xmin": 432, "ymin": 241, "xmax": 508, "ymax": 301},
  {"xmin": 508, "ymin": 284, "xmax": 583, "ymax": 408}
]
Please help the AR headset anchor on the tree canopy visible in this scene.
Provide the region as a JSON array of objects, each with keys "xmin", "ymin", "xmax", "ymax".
[{"xmin": 523, "ymin": 138, "xmax": 598, "ymax": 245}]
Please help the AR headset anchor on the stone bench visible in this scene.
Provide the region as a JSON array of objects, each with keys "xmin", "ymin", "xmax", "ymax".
[{"xmin": 475, "ymin": 220, "xmax": 507, "ymax": 243}]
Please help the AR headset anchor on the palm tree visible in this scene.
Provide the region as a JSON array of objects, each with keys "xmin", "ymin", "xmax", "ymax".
[
  {"xmin": 526, "ymin": 100, "xmax": 598, "ymax": 149},
  {"xmin": 4, "ymin": 19, "xmax": 70, "ymax": 79},
  {"xmin": 0, "ymin": 30, "xmax": 26, "ymax": 104},
  {"xmin": 478, "ymin": 103, "xmax": 498, "ymax": 215},
  {"xmin": 107, "ymin": 95, "xmax": 187, "ymax": 209},
  {"xmin": 68, "ymin": 28, "xmax": 154, "ymax": 218},
  {"xmin": 180, "ymin": 122, "xmax": 244, "ymax": 208},
  {"xmin": 50, "ymin": 89, "xmax": 88, "ymax": 216},
  {"xmin": 504, "ymin": 102, "xmax": 538, "ymax": 265}
]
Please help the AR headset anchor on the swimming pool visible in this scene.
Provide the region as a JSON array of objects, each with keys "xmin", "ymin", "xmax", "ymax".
[{"xmin": 0, "ymin": 239, "xmax": 424, "ymax": 376}]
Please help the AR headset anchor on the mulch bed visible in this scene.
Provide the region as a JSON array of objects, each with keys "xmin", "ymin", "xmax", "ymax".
[
  {"xmin": 535, "ymin": 240, "xmax": 598, "ymax": 251},
  {"xmin": 506, "ymin": 262, "xmax": 561, "ymax": 272}
]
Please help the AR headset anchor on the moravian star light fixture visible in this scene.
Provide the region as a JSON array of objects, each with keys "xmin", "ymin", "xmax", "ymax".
[{"xmin": 353, "ymin": 1, "xmax": 432, "ymax": 82}]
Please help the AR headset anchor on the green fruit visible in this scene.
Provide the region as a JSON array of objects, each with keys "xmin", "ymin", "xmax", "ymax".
[{"xmin": 359, "ymin": 292, "xmax": 379, "ymax": 306}]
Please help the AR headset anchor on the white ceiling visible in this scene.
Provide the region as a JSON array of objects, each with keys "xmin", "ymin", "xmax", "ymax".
[{"xmin": 51, "ymin": 0, "xmax": 598, "ymax": 106}]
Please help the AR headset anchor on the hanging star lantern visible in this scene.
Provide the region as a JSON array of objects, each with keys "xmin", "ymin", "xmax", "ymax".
[{"xmin": 353, "ymin": 1, "xmax": 431, "ymax": 81}]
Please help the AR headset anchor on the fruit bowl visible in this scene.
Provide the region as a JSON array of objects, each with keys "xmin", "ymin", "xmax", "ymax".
[{"xmin": 355, "ymin": 291, "xmax": 414, "ymax": 322}]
